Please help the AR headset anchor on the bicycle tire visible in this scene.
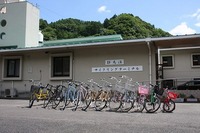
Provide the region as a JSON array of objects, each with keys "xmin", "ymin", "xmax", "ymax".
[
  {"xmin": 94, "ymin": 92, "xmax": 107, "ymax": 111},
  {"xmin": 133, "ymin": 94, "xmax": 146, "ymax": 112},
  {"xmin": 59, "ymin": 95, "xmax": 70, "ymax": 110},
  {"xmin": 29, "ymin": 93, "xmax": 36, "ymax": 108},
  {"xmin": 43, "ymin": 89, "xmax": 54, "ymax": 108},
  {"xmin": 51, "ymin": 88, "xmax": 63, "ymax": 109},
  {"xmin": 81, "ymin": 91, "xmax": 92, "ymax": 111},
  {"xmin": 163, "ymin": 99, "xmax": 176, "ymax": 113},
  {"xmin": 72, "ymin": 91, "xmax": 82, "ymax": 111},
  {"xmin": 119, "ymin": 92, "xmax": 134, "ymax": 112},
  {"xmin": 120, "ymin": 100, "xmax": 133, "ymax": 112},
  {"xmin": 59, "ymin": 87, "xmax": 71, "ymax": 110},
  {"xmin": 43, "ymin": 95, "xmax": 50, "ymax": 108},
  {"xmin": 108, "ymin": 91, "xmax": 122, "ymax": 111},
  {"xmin": 144, "ymin": 96, "xmax": 161, "ymax": 113}
]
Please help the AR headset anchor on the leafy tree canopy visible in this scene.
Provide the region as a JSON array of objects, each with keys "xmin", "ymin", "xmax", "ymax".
[{"xmin": 39, "ymin": 13, "xmax": 171, "ymax": 41}]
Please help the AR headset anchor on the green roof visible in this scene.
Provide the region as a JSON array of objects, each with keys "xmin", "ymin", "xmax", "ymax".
[
  {"xmin": 0, "ymin": 45, "xmax": 18, "ymax": 50},
  {"xmin": 43, "ymin": 34, "xmax": 123, "ymax": 47}
]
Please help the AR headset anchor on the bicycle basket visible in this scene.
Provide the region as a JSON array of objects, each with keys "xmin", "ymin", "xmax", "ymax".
[
  {"xmin": 90, "ymin": 84, "xmax": 101, "ymax": 91},
  {"xmin": 104, "ymin": 84, "xmax": 113, "ymax": 91},
  {"xmin": 168, "ymin": 91, "xmax": 178, "ymax": 99},
  {"xmin": 30, "ymin": 85, "xmax": 40, "ymax": 93},
  {"xmin": 125, "ymin": 83, "xmax": 135, "ymax": 92},
  {"xmin": 115, "ymin": 84, "xmax": 125, "ymax": 93},
  {"xmin": 138, "ymin": 85, "xmax": 149, "ymax": 95}
]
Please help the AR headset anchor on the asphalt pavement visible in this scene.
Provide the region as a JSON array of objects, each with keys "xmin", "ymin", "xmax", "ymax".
[{"xmin": 0, "ymin": 99, "xmax": 200, "ymax": 133}]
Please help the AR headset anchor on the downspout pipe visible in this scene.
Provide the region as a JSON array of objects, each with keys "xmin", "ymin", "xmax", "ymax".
[
  {"xmin": 158, "ymin": 48, "xmax": 161, "ymax": 65},
  {"xmin": 146, "ymin": 41, "xmax": 152, "ymax": 84}
]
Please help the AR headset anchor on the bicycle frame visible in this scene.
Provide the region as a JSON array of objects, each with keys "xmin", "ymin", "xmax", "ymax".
[{"xmin": 35, "ymin": 88, "xmax": 48, "ymax": 100}]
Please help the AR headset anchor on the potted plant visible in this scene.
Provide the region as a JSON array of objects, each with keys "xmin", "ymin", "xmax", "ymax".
[
  {"xmin": 186, "ymin": 95, "xmax": 198, "ymax": 102},
  {"xmin": 174, "ymin": 93, "xmax": 186, "ymax": 103}
]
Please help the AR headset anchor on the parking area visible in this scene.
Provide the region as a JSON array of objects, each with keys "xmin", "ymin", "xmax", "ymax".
[{"xmin": 0, "ymin": 99, "xmax": 200, "ymax": 133}]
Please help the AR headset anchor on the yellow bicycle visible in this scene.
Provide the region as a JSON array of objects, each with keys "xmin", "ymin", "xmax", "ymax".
[{"xmin": 28, "ymin": 80, "xmax": 50, "ymax": 108}]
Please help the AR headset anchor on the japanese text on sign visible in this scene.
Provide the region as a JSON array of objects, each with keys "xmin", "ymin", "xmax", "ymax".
[
  {"xmin": 92, "ymin": 66, "xmax": 143, "ymax": 73},
  {"xmin": 105, "ymin": 59, "xmax": 124, "ymax": 65}
]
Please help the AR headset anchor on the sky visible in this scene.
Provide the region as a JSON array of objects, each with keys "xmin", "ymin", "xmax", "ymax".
[{"xmin": 28, "ymin": 0, "xmax": 200, "ymax": 36}]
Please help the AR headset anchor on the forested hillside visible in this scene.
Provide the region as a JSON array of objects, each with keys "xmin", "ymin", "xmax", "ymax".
[{"xmin": 39, "ymin": 13, "xmax": 172, "ymax": 41}]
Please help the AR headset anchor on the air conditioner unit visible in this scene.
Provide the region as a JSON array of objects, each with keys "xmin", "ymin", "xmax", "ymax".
[{"xmin": 5, "ymin": 88, "xmax": 17, "ymax": 97}]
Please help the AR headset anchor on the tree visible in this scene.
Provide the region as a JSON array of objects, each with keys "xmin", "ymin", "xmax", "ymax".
[
  {"xmin": 39, "ymin": 19, "xmax": 48, "ymax": 30},
  {"xmin": 42, "ymin": 26, "xmax": 57, "ymax": 41},
  {"xmin": 39, "ymin": 13, "xmax": 171, "ymax": 41}
]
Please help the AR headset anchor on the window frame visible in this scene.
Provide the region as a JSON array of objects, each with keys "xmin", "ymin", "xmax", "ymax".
[
  {"xmin": 191, "ymin": 53, "xmax": 200, "ymax": 67},
  {"xmin": 2, "ymin": 56, "xmax": 22, "ymax": 80},
  {"xmin": 161, "ymin": 55, "xmax": 174, "ymax": 69},
  {"xmin": 49, "ymin": 53, "xmax": 73, "ymax": 80}
]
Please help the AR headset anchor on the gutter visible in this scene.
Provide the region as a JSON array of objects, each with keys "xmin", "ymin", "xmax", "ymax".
[{"xmin": 146, "ymin": 39, "xmax": 152, "ymax": 84}]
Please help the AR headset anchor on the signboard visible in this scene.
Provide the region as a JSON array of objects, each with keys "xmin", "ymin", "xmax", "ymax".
[
  {"xmin": 92, "ymin": 66, "xmax": 143, "ymax": 73},
  {"xmin": 105, "ymin": 59, "xmax": 124, "ymax": 65}
]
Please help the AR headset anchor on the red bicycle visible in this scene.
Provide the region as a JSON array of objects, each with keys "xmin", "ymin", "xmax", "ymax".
[{"xmin": 161, "ymin": 87, "xmax": 178, "ymax": 113}]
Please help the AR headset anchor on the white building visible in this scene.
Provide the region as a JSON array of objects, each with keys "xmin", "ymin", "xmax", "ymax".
[{"xmin": 0, "ymin": 0, "xmax": 40, "ymax": 48}]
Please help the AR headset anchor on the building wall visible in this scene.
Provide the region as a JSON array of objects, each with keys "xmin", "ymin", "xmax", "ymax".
[
  {"xmin": 0, "ymin": 52, "xmax": 50, "ymax": 95},
  {"xmin": 0, "ymin": 43, "xmax": 157, "ymax": 97},
  {"xmin": 25, "ymin": 2, "xmax": 40, "ymax": 47},
  {"xmin": 161, "ymin": 48, "xmax": 200, "ymax": 82},
  {"xmin": 0, "ymin": 1, "xmax": 39, "ymax": 48},
  {"xmin": 73, "ymin": 44, "xmax": 156, "ymax": 84}
]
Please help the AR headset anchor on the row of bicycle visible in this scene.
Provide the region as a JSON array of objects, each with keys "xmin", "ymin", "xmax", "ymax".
[{"xmin": 28, "ymin": 75, "xmax": 178, "ymax": 113}]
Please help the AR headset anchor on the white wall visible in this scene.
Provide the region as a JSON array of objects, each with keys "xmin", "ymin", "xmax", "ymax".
[
  {"xmin": 161, "ymin": 48, "xmax": 200, "ymax": 80},
  {"xmin": 0, "ymin": 1, "xmax": 39, "ymax": 48}
]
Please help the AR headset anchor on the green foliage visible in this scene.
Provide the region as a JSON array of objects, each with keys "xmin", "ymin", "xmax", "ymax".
[
  {"xmin": 179, "ymin": 93, "xmax": 186, "ymax": 98},
  {"xmin": 39, "ymin": 13, "xmax": 172, "ymax": 41}
]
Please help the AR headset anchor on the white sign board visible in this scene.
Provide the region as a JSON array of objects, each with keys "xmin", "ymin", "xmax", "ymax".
[
  {"xmin": 105, "ymin": 59, "xmax": 124, "ymax": 65},
  {"xmin": 92, "ymin": 66, "xmax": 143, "ymax": 73}
]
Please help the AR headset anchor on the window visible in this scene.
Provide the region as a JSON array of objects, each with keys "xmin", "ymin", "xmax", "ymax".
[
  {"xmin": 2, "ymin": 56, "xmax": 22, "ymax": 80},
  {"xmin": 7, "ymin": 59, "xmax": 20, "ymax": 77},
  {"xmin": 191, "ymin": 53, "xmax": 200, "ymax": 67},
  {"xmin": 161, "ymin": 55, "xmax": 174, "ymax": 68},
  {"xmin": 53, "ymin": 57, "xmax": 70, "ymax": 77},
  {"xmin": 162, "ymin": 79, "xmax": 174, "ymax": 89},
  {"xmin": 50, "ymin": 53, "xmax": 72, "ymax": 80}
]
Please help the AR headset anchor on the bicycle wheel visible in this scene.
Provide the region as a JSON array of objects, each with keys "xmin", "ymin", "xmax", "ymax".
[
  {"xmin": 108, "ymin": 91, "xmax": 122, "ymax": 111},
  {"xmin": 120, "ymin": 92, "xmax": 134, "ymax": 112},
  {"xmin": 43, "ymin": 90, "xmax": 53, "ymax": 108},
  {"xmin": 52, "ymin": 88, "xmax": 63, "ymax": 109},
  {"xmin": 43, "ymin": 89, "xmax": 54, "ymax": 108},
  {"xmin": 94, "ymin": 91, "xmax": 107, "ymax": 111},
  {"xmin": 81, "ymin": 91, "xmax": 92, "ymax": 111},
  {"xmin": 59, "ymin": 95, "xmax": 70, "ymax": 110},
  {"xmin": 29, "ymin": 93, "xmax": 36, "ymax": 108},
  {"xmin": 144, "ymin": 96, "xmax": 161, "ymax": 113},
  {"xmin": 163, "ymin": 99, "xmax": 176, "ymax": 113},
  {"xmin": 59, "ymin": 88, "xmax": 70, "ymax": 110},
  {"xmin": 72, "ymin": 91, "xmax": 82, "ymax": 111},
  {"xmin": 133, "ymin": 95, "xmax": 145, "ymax": 112}
]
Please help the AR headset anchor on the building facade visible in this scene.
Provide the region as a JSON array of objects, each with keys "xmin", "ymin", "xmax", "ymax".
[{"xmin": 0, "ymin": 1, "xmax": 200, "ymax": 98}]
